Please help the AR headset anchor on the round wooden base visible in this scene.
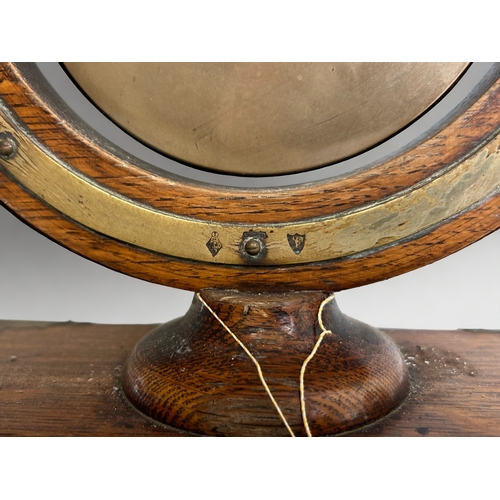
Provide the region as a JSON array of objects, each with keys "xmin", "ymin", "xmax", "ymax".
[{"xmin": 122, "ymin": 290, "xmax": 410, "ymax": 436}]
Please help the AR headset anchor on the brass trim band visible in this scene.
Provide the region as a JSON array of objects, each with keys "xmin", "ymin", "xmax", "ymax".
[{"xmin": 1, "ymin": 104, "xmax": 499, "ymax": 266}]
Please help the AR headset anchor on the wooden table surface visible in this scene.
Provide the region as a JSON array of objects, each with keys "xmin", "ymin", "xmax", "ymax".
[{"xmin": 1, "ymin": 320, "xmax": 499, "ymax": 437}]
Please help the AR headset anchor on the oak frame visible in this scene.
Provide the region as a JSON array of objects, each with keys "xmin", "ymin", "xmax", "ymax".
[{"xmin": 0, "ymin": 62, "xmax": 499, "ymax": 293}]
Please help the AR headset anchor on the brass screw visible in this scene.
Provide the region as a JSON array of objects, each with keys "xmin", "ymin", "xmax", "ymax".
[
  {"xmin": 0, "ymin": 136, "xmax": 17, "ymax": 158},
  {"xmin": 244, "ymin": 238, "xmax": 261, "ymax": 256}
]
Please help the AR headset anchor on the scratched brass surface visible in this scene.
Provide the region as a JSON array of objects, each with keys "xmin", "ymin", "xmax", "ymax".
[
  {"xmin": 63, "ymin": 62, "xmax": 468, "ymax": 176},
  {"xmin": 1, "ymin": 102, "xmax": 499, "ymax": 266}
]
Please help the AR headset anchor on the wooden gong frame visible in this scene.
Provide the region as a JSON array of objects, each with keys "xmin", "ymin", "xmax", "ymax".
[
  {"xmin": 0, "ymin": 62, "xmax": 499, "ymax": 293},
  {"xmin": 0, "ymin": 62, "xmax": 499, "ymax": 436}
]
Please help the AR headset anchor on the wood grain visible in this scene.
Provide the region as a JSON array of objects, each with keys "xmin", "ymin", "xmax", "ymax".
[
  {"xmin": 1, "ymin": 319, "xmax": 499, "ymax": 437},
  {"xmin": 0, "ymin": 62, "xmax": 499, "ymax": 292},
  {"xmin": 1, "ymin": 63, "xmax": 499, "ymax": 222},
  {"xmin": 349, "ymin": 328, "xmax": 500, "ymax": 437},
  {"xmin": 122, "ymin": 290, "xmax": 409, "ymax": 436}
]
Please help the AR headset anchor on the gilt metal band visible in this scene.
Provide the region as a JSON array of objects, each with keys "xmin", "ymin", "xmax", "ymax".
[{"xmin": 0, "ymin": 104, "xmax": 499, "ymax": 267}]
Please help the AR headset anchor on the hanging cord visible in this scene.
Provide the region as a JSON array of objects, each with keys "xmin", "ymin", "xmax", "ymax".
[
  {"xmin": 299, "ymin": 293, "xmax": 336, "ymax": 437},
  {"xmin": 196, "ymin": 293, "xmax": 296, "ymax": 437},
  {"xmin": 196, "ymin": 292, "xmax": 336, "ymax": 437}
]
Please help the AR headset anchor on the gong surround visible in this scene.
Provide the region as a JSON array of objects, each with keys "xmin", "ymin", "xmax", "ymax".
[
  {"xmin": 0, "ymin": 62, "xmax": 499, "ymax": 292},
  {"xmin": 2, "ymin": 111, "xmax": 498, "ymax": 267}
]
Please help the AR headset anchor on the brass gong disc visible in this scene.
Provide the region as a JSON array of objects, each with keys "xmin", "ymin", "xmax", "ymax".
[{"xmin": 63, "ymin": 62, "xmax": 468, "ymax": 175}]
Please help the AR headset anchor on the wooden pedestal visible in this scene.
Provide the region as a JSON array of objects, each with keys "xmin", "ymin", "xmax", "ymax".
[
  {"xmin": 122, "ymin": 290, "xmax": 409, "ymax": 437},
  {"xmin": 1, "ymin": 319, "xmax": 499, "ymax": 437}
]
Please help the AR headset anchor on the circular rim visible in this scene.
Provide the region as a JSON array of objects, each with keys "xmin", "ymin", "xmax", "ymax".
[
  {"xmin": 0, "ymin": 62, "xmax": 499, "ymax": 292},
  {"xmin": 37, "ymin": 62, "xmax": 487, "ymax": 188}
]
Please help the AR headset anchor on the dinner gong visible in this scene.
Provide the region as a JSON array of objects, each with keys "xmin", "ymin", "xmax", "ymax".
[{"xmin": 0, "ymin": 62, "xmax": 499, "ymax": 436}]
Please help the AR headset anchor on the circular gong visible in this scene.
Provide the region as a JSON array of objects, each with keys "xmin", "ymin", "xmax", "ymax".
[
  {"xmin": 63, "ymin": 62, "xmax": 468, "ymax": 176},
  {"xmin": 0, "ymin": 62, "xmax": 499, "ymax": 293}
]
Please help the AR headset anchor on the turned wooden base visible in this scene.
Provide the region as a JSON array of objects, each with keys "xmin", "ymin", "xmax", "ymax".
[
  {"xmin": 3, "ymin": 320, "xmax": 500, "ymax": 436},
  {"xmin": 122, "ymin": 290, "xmax": 410, "ymax": 436}
]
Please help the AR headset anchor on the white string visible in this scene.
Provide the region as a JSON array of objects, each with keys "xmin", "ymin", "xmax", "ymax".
[
  {"xmin": 196, "ymin": 293, "xmax": 296, "ymax": 437},
  {"xmin": 299, "ymin": 293, "xmax": 336, "ymax": 437},
  {"xmin": 197, "ymin": 292, "xmax": 336, "ymax": 438}
]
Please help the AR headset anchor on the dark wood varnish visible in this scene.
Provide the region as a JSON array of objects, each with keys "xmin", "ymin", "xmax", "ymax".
[
  {"xmin": 122, "ymin": 290, "xmax": 409, "ymax": 436},
  {"xmin": 1, "ymin": 319, "xmax": 499, "ymax": 437},
  {"xmin": 0, "ymin": 63, "xmax": 498, "ymax": 223}
]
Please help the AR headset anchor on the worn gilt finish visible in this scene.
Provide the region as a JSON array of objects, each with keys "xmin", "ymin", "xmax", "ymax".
[
  {"xmin": 1, "ymin": 107, "xmax": 499, "ymax": 266},
  {"xmin": 0, "ymin": 62, "xmax": 499, "ymax": 291}
]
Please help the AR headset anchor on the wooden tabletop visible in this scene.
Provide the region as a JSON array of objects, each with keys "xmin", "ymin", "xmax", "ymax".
[{"xmin": 1, "ymin": 320, "xmax": 499, "ymax": 437}]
